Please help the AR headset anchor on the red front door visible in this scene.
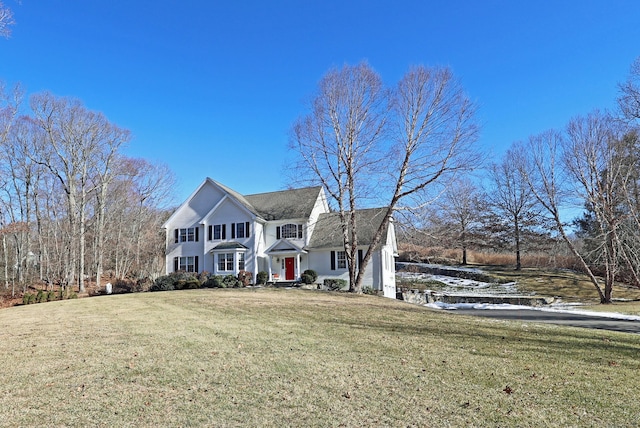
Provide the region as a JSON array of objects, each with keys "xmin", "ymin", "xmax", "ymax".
[{"xmin": 285, "ymin": 257, "xmax": 295, "ymax": 281}]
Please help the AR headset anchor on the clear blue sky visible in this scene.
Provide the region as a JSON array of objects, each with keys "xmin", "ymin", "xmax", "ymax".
[{"xmin": 1, "ymin": 1, "xmax": 639, "ymax": 203}]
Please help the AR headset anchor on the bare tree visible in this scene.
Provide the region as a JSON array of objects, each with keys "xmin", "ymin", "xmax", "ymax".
[
  {"xmin": 519, "ymin": 128, "xmax": 614, "ymax": 302},
  {"xmin": 434, "ymin": 179, "xmax": 483, "ymax": 265},
  {"xmin": 29, "ymin": 92, "xmax": 130, "ymax": 293},
  {"xmin": 89, "ymin": 135, "xmax": 130, "ymax": 289},
  {"xmin": 104, "ymin": 157, "xmax": 174, "ymax": 281},
  {"xmin": 487, "ymin": 146, "xmax": 544, "ymax": 270},
  {"xmin": 2, "ymin": 116, "xmax": 44, "ymax": 293},
  {"xmin": 619, "ymin": 57, "xmax": 640, "ymax": 121},
  {"xmin": 563, "ymin": 111, "xmax": 636, "ymax": 301},
  {"xmin": 292, "ymin": 63, "xmax": 387, "ymax": 292},
  {"xmin": 291, "ymin": 63, "xmax": 479, "ymax": 293},
  {"xmin": 0, "ymin": 1, "xmax": 15, "ymax": 39},
  {"xmin": 0, "ymin": 82, "xmax": 23, "ymax": 294}
]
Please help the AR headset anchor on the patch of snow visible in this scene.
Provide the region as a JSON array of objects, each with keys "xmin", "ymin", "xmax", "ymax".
[
  {"xmin": 425, "ymin": 302, "xmax": 640, "ymax": 321},
  {"xmin": 397, "ymin": 271, "xmax": 520, "ymax": 295}
]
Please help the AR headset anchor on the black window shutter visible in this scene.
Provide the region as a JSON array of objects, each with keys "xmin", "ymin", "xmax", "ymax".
[
  {"xmin": 330, "ymin": 251, "xmax": 336, "ymax": 270},
  {"xmin": 195, "ymin": 227, "xmax": 199, "ymax": 242},
  {"xmin": 174, "ymin": 229, "xmax": 178, "ymax": 243},
  {"xmin": 195, "ymin": 256, "xmax": 199, "ymax": 272},
  {"xmin": 358, "ymin": 249, "xmax": 363, "ymax": 267},
  {"xmin": 298, "ymin": 224, "xmax": 303, "ymax": 239},
  {"xmin": 174, "ymin": 257, "xmax": 178, "ymax": 272},
  {"xmin": 222, "ymin": 224, "xmax": 226, "ymax": 240},
  {"xmin": 246, "ymin": 222, "xmax": 250, "ymax": 237},
  {"xmin": 231, "ymin": 223, "xmax": 236, "ymax": 239},
  {"xmin": 208, "ymin": 225, "xmax": 212, "ymax": 240},
  {"xmin": 276, "ymin": 226, "xmax": 281, "ymax": 239}
]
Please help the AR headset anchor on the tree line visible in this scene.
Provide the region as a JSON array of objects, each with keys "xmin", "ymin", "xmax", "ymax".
[
  {"xmin": 290, "ymin": 58, "xmax": 640, "ymax": 302},
  {"xmin": 3, "ymin": 53, "xmax": 638, "ymax": 304},
  {"xmin": 0, "ymin": 86, "xmax": 175, "ymax": 296},
  {"xmin": 415, "ymin": 58, "xmax": 640, "ymax": 303}
]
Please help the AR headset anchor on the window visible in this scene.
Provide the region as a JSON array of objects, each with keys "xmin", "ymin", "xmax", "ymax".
[
  {"xmin": 236, "ymin": 222, "xmax": 245, "ymax": 239},
  {"xmin": 330, "ymin": 250, "xmax": 348, "ymax": 270},
  {"xmin": 175, "ymin": 227, "xmax": 198, "ymax": 243},
  {"xmin": 231, "ymin": 222, "xmax": 250, "ymax": 239},
  {"xmin": 218, "ymin": 253, "xmax": 234, "ymax": 271},
  {"xmin": 175, "ymin": 256, "xmax": 198, "ymax": 272},
  {"xmin": 238, "ymin": 253, "xmax": 245, "ymax": 271},
  {"xmin": 278, "ymin": 223, "xmax": 303, "ymax": 239},
  {"xmin": 213, "ymin": 224, "xmax": 222, "ymax": 240}
]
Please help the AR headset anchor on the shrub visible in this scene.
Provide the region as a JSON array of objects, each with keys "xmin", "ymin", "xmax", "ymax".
[
  {"xmin": 256, "ymin": 271, "xmax": 269, "ymax": 285},
  {"xmin": 324, "ymin": 278, "xmax": 348, "ymax": 291},
  {"xmin": 36, "ymin": 290, "xmax": 46, "ymax": 303},
  {"xmin": 197, "ymin": 271, "xmax": 211, "ymax": 283},
  {"xmin": 301, "ymin": 269, "xmax": 318, "ymax": 284},
  {"xmin": 222, "ymin": 275, "xmax": 242, "ymax": 288},
  {"xmin": 238, "ymin": 271, "xmax": 252, "ymax": 286},
  {"xmin": 151, "ymin": 275, "xmax": 176, "ymax": 292},
  {"xmin": 47, "ymin": 290, "xmax": 57, "ymax": 301},
  {"xmin": 177, "ymin": 279, "xmax": 201, "ymax": 290},
  {"xmin": 131, "ymin": 278, "xmax": 152, "ymax": 293},
  {"xmin": 363, "ymin": 286, "xmax": 378, "ymax": 295},
  {"xmin": 203, "ymin": 275, "xmax": 224, "ymax": 288},
  {"xmin": 23, "ymin": 293, "xmax": 35, "ymax": 305},
  {"xmin": 151, "ymin": 271, "xmax": 201, "ymax": 291}
]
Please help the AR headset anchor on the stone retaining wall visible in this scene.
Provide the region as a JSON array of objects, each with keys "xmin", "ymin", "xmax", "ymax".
[{"xmin": 401, "ymin": 289, "xmax": 554, "ymax": 306}]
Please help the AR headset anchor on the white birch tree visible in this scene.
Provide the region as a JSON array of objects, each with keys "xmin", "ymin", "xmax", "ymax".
[{"xmin": 292, "ymin": 63, "xmax": 480, "ymax": 293}]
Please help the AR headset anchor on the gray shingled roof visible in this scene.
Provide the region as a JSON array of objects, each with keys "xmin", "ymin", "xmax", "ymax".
[
  {"xmin": 211, "ymin": 180, "xmax": 261, "ymax": 217},
  {"xmin": 244, "ymin": 186, "xmax": 323, "ymax": 221},
  {"xmin": 307, "ymin": 207, "xmax": 391, "ymax": 249},
  {"xmin": 211, "ymin": 242, "xmax": 248, "ymax": 250}
]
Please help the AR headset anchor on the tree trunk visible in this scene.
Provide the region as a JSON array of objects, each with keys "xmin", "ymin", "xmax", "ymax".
[
  {"xmin": 3, "ymin": 235, "xmax": 9, "ymax": 291},
  {"xmin": 514, "ymin": 216, "xmax": 522, "ymax": 270}
]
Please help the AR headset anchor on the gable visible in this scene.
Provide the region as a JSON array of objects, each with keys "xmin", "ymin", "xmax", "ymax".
[
  {"xmin": 205, "ymin": 196, "xmax": 253, "ymax": 224},
  {"xmin": 162, "ymin": 178, "xmax": 226, "ymax": 228},
  {"xmin": 265, "ymin": 239, "xmax": 306, "ymax": 253}
]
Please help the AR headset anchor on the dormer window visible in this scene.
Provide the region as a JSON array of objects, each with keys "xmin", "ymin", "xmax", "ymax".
[{"xmin": 277, "ymin": 223, "xmax": 303, "ymax": 240}]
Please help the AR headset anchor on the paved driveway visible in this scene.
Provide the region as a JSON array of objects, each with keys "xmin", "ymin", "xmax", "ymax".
[{"xmin": 447, "ymin": 308, "xmax": 640, "ymax": 334}]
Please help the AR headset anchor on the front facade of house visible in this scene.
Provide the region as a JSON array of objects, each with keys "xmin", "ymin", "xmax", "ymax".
[{"xmin": 162, "ymin": 178, "xmax": 397, "ymax": 298}]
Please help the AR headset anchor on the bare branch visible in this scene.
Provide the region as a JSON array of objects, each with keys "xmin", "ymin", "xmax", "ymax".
[
  {"xmin": 619, "ymin": 57, "xmax": 640, "ymax": 121},
  {"xmin": 0, "ymin": 1, "xmax": 15, "ymax": 39}
]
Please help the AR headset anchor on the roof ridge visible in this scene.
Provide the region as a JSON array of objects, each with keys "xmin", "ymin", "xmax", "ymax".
[{"xmin": 243, "ymin": 185, "xmax": 323, "ymax": 198}]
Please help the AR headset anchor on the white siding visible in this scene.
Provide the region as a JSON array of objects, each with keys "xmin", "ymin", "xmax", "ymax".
[
  {"xmin": 163, "ymin": 179, "xmax": 395, "ymax": 293},
  {"xmin": 308, "ymin": 248, "xmax": 378, "ymax": 290},
  {"xmin": 306, "ymin": 188, "xmax": 329, "ymax": 246}
]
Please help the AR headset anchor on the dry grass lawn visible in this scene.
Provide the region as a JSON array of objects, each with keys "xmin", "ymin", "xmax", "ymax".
[{"xmin": 1, "ymin": 288, "xmax": 639, "ymax": 427}]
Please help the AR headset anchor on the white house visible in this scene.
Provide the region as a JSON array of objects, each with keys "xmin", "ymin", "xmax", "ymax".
[{"xmin": 162, "ymin": 178, "xmax": 398, "ymax": 298}]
